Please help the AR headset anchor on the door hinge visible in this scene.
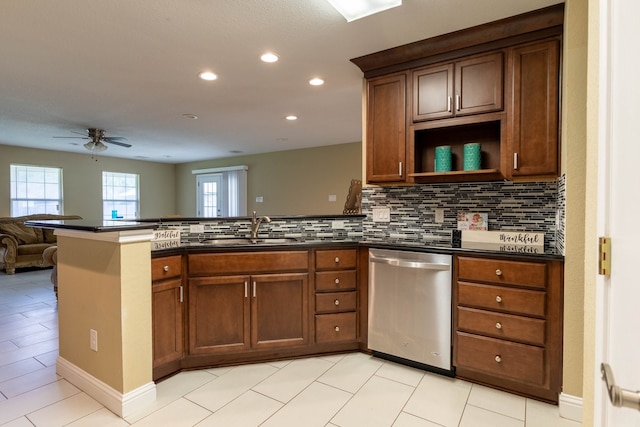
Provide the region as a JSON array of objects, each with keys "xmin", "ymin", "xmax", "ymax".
[{"xmin": 599, "ymin": 236, "xmax": 611, "ymax": 276}]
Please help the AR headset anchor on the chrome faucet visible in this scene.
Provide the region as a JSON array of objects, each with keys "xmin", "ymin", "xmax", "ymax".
[{"xmin": 250, "ymin": 211, "xmax": 271, "ymax": 240}]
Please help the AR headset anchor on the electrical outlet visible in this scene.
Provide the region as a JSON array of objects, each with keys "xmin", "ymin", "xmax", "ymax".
[
  {"xmin": 256, "ymin": 196, "xmax": 264, "ymax": 203},
  {"xmin": 90, "ymin": 329, "xmax": 98, "ymax": 352},
  {"xmin": 372, "ymin": 207, "xmax": 391, "ymax": 222},
  {"xmin": 332, "ymin": 220, "xmax": 345, "ymax": 229},
  {"xmin": 434, "ymin": 209, "xmax": 445, "ymax": 223},
  {"xmin": 328, "ymin": 194, "xmax": 337, "ymax": 202}
]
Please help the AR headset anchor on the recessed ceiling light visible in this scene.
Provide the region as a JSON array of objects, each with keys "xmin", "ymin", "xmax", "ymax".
[
  {"xmin": 285, "ymin": 115, "xmax": 298, "ymax": 121},
  {"xmin": 260, "ymin": 52, "xmax": 279, "ymax": 63},
  {"xmin": 182, "ymin": 114, "xmax": 199, "ymax": 119},
  {"xmin": 277, "ymin": 138, "xmax": 288, "ymax": 142},
  {"xmin": 326, "ymin": 0, "xmax": 402, "ymax": 22},
  {"xmin": 309, "ymin": 78, "xmax": 325, "ymax": 86},
  {"xmin": 199, "ymin": 71, "xmax": 218, "ymax": 81},
  {"xmin": 229, "ymin": 150, "xmax": 244, "ymax": 154}
]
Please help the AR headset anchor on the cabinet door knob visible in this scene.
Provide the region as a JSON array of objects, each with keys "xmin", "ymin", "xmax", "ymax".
[
  {"xmin": 334, "ymin": 278, "xmax": 340, "ymax": 285},
  {"xmin": 163, "ymin": 265, "xmax": 169, "ymax": 272},
  {"xmin": 334, "ymin": 257, "xmax": 340, "ymax": 263},
  {"xmin": 334, "ymin": 326, "xmax": 340, "ymax": 332},
  {"xmin": 495, "ymin": 295, "xmax": 502, "ymax": 303},
  {"xmin": 495, "ymin": 355, "xmax": 502, "ymax": 363},
  {"xmin": 495, "ymin": 322, "xmax": 502, "ymax": 329},
  {"xmin": 334, "ymin": 299, "xmax": 340, "ymax": 306},
  {"xmin": 495, "ymin": 269, "xmax": 502, "ymax": 276}
]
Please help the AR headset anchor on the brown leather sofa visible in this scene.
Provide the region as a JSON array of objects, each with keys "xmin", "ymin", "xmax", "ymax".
[{"xmin": 0, "ymin": 214, "xmax": 82, "ymax": 274}]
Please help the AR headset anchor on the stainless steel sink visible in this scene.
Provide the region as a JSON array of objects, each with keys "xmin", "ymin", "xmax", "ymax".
[{"xmin": 200, "ymin": 237, "xmax": 298, "ymax": 245}]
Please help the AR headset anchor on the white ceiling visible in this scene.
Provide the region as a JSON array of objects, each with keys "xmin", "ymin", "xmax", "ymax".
[{"xmin": 0, "ymin": 0, "xmax": 563, "ymax": 163}]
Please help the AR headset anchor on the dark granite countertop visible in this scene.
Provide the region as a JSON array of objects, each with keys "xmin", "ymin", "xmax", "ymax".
[{"xmin": 25, "ymin": 219, "xmax": 158, "ymax": 233}]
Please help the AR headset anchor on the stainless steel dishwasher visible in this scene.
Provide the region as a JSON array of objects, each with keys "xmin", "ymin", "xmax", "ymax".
[{"xmin": 368, "ymin": 248, "xmax": 453, "ymax": 375}]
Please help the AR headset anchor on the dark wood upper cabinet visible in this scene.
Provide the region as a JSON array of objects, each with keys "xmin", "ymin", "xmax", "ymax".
[
  {"xmin": 366, "ymin": 73, "xmax": 407, "ymax": 183},
  {"xmin": 507, "ymin": 39, "xmax": 560, "ymax": 179},
  {"xmin": 353, "ymin": 4, "xmax": 563, "ymax": 184},
  {"xmin": 413, "ymin": 52, "xmax": 503, "ymax": 122}
]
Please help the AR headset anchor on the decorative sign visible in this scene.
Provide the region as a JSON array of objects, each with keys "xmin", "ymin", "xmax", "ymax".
[
  {"xmin": 151, "ymin": 240, "xmax": 181, "ymax": 251},
  {"xmin": 460, "ymin": 230, "xmax": 544, "ymax": 254},
  {"xmin": 152, "ymin": 229, "xmax": 181, "ymax": 241}
]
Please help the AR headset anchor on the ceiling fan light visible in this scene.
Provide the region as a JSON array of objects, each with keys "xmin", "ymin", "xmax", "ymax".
[
  {"xmin": 84, "ymin": 141, "xmax": 108, "ymax": 152},
  {"xmin": 326, "ymin": 0, "xmax": 401, "ymax": 22}
]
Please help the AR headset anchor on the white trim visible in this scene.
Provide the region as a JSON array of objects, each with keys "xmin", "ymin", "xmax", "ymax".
[
  {"xmin": 54, "ymin": 228, "xmax": 154, "ymax": 243},
  {"xmin": 559, "ymin": 392, "xmax": 583, "ymax": 423},
  {"xmin": 192, "ymin": 165, "xmax": 248, "ymax": 174},
  {"xmin": 57, "ymin": 357, "xmax": 156, "ymax": 418}
]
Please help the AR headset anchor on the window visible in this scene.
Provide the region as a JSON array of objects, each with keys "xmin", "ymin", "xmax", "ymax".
[
  {"xmin": 10, "ymin": 164, "xmax": 63, "ymax": 216},
  {"xmin": 102, "ymin": 171, "xmax": 139, "ymax": 219},
  {"xmin": 193, "ymin": 166, "xmax": 247, "ymax": 217}
]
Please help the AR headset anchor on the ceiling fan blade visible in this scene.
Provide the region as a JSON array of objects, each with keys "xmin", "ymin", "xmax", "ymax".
[
  {"xmin": 104, "ymin": 139, "xmax": 132, "ymax": 148},
  {"xmin": 52, "ymin": 136, "xmax": 89, "ymax": 139}
]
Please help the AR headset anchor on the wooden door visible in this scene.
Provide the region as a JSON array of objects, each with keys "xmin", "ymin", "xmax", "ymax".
[
  {"xmin": 152, "ymin": 278, "xmax": 183, "ymax": 367},
  {"xmin": 508, "ymin": 39, "xmax": 560, "ymax": 178},
  {"xmin": 366, "ymin": 73, "xmax": 407, "ymax": 183},
  {"xmin": 251, "ymin": 273, "xmax": 309, "ymax": 349},
  {"xmin": 455, "ymin": 52, "xmax": 503, "ymax": 116},
  {"xmin": 188, "ymin": 275, "xmax": 250, "ymax": 354},
  {"xmin": 413, "ymin": 63, "xmax": 454, "ymax": 121},
  {"xmin": 595, "ymin": 0, "xmax": 640, "ymax": 424}
]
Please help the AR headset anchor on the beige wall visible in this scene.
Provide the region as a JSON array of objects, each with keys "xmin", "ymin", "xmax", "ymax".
[
  {"xmin": 561, "ymin": 0, "xmax": 588, "ymax": 400},
  {"xmin": 175, "ymin": 142, "xmax": 362, "ymax": 216},
  {"xmin": 0, "ymin": 145, "xmax": 177, "ymax": 219}
]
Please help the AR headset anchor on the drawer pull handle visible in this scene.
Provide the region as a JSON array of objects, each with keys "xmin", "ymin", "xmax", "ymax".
[
  {"xmin": 334, "ymin": 299, "xmax": 340, "ymax": 306},
  {"xmin": 495, "ymin": 322, "xmax": 502, "ymax": 329},
  {"xmin": 335, "ymin": 257, "xmax": 340, "ymax": 263},
  {"xmin": 334, "ymin": 326, "xmax": 340, "ymax": 332},
  {"xmin": 495, "ymin": 355, "xmax": 502, "ymax": 363},
  {"xmin": 495, "ymin": 295, "xmax": 502, "ymax": 303},
  {"xmin": 335, "ymin": 278, "xmax": 340, "ymax": 285},
  {"xmin": 163, "ymin": 265, "xmax": 169, "ymax": 272},
  {"xmin": 495, "ymin": 269, "xmax": 502, "ymax": 276}
]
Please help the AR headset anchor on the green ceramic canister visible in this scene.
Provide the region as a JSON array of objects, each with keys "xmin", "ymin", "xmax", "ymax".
[
  {"xmin": 463, "ymin": 143, "xmax": 481, "ymax": 170},
  {"xmin": 434, "ymin": 145, "xmax": 452, "ymax": 172}
]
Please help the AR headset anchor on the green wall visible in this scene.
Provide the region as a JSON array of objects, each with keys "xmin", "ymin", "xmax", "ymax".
[
  {"xmin": 0, "ymin": 142, "xmax": 362, "ymax": 218},
  {"xmin": 175, "ymin": 142, "xmax": 362, "ymax": 216}
]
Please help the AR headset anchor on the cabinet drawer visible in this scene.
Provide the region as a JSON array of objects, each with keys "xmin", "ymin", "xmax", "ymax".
[
  {"xmin": 315, "ymin": 312, "xmax": 357, "ymax": 343},
  {"xmin": 457, "ymin": 306, "xmax": 545, "ymax": 346},
  {"xmin": 457, "ymin": 256, "xmax": 547, "ymax": 289},
  {"xmin": 315, "ymin": 249, "xmax": 357, "ymax": 270},
  {"xmin": 152, "ymin": 256, "xmax": 182, "ymax": 281},
  {"xmin": 315, "ymin": 270, "xmax": 357, "ymax": 291},
  {"xmin": 458, "ymin": 282, "xmax": 545, "ymax": 317},
  {"xmin": 455, "ymin": 332, "xmax": 544, "ymax": 385},
  {"xmin": 316, "ymin": 291, "xmax": 357, "ymax": 313},
  {"xmin": 188, "ymin": 251, "xmax": 308, "ymax": 275}
]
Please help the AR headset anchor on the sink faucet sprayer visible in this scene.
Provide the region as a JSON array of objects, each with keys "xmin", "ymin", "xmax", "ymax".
[{"xmin": 250, "ymin": 211, "xmax": 271, "ymax": 240}]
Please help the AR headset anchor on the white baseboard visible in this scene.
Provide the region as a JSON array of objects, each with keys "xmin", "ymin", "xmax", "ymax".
[
  {"xmin": 57, "ymin": 357, "xmax": 156, "ymax": 418},
  {"xmin": 559, "ymin": 392, "xmax": 583, "ymax": 423}
]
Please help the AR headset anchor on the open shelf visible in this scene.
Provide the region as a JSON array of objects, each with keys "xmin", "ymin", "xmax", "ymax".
[{"xmin": 409, "ymin": 114, "xmax": 505, "ymax": 182}]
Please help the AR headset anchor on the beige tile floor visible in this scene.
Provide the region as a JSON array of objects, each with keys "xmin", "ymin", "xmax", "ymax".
[{"xmin": 0, "ymin": 269, "xmax": 582, "ymax": 426}]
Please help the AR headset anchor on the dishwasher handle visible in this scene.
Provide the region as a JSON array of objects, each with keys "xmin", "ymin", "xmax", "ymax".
[{"xmin": 370, "ymin": 256, "xmax": 450, "ymax": 271}]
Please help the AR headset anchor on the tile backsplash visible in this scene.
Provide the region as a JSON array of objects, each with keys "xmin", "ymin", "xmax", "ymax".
[{"xmin": 361, "ymin": 178, "xmax": 564, "ymax": 252}]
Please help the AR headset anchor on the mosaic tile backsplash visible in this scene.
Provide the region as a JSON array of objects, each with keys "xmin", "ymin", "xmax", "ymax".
[
  {"xmin": 156, "ymin": 178, "xmax": 565, "ymax": 254},
  {"xmin": 362, "ymin": 179, "xmax": 563, "ymax": 252}
]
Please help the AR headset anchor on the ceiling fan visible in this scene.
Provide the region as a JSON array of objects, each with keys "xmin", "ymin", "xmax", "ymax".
[{"xmin": 53, "ymin": 128, "xmax": 132, "ymax": 152}]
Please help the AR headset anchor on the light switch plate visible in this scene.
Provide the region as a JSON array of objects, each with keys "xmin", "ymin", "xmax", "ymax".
[
  {"xmin": 434, "ymin": 209, "xmax": 444, "ymax": 223},
  {"xmin": 189, "ymin": 224, "xmax": 205, "ymax": 233},
  {"xmin": 372, "ymin": 207, "xmax": 391, "ymax": 222}
]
